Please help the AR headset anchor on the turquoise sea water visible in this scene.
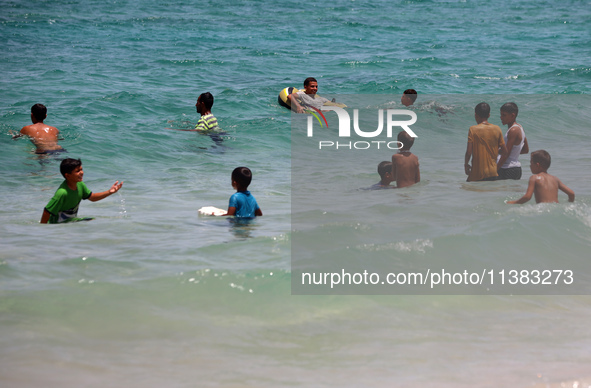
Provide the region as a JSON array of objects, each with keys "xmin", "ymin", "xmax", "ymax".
[{"xmin": 1, "ymin": 0, "xmax": 591, "ymax": 387}]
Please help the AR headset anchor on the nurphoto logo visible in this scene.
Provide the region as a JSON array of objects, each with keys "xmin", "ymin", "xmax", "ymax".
[{"xmin": 305, "ymin": 107, "xmax": 418, "ymax": 150}]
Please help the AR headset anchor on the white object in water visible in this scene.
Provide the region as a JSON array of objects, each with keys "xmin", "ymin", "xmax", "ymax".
[{"xmin": 198, "ymin": 206, "xmax": 226, "ymax": 216}]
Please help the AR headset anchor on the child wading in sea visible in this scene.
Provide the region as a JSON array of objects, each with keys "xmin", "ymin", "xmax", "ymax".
[
  {"xmin": 507, "ymin": 150, "xmax": 574, "ymax": 204},
  {"xmin": 371, "ymin": 161, "xmax": 394, "ymax": 189},
  {"xmin": 41, "ymin": 158, "xmax": 123, "ymax": 223},
  {"xmin": 221, "ymin": 167, "xmax": 262, "ymax": 218},
  {"xmin": 391, "ymin": 131, "xmax": 420, "ymax": 188}
]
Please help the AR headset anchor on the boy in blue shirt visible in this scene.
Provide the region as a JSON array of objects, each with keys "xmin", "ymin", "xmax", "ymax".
[
  {"xmin": 222, "ymin": 167, "xmax": 262, "ymax": 218},
  {"xmin": 41, "ymin": 158, "xmax": 123, "ymax": 223}
]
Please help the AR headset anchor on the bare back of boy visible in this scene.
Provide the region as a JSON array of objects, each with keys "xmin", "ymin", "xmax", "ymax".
[
  {"xmin": 19, "ymin": 123, "xmax": 63, "ymax": 154},
  {"xmin": 392, "ymin": 151, "xmax": 420, "ymax": 188},
  {"xmin": 530, "ymin": 172, "xmax": 570, "ymax": 203},
  {"xmin": 509, "ymin": 172, "xmax": 574, "ymax": 204}
]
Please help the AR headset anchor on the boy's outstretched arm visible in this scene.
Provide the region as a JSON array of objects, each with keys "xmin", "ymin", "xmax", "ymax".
[
  {"xmin": 288, "ymin": 93, "xmax": 305, "ymax": 114},
  {"xmin": 558, "ymin": 179, "xmax": 575, "ymax": 202},
  {"xmin": 88, "ymin": 181, "xmax": 123, "ymax": 202},
  {"xmin": 507, "ymin": 175, "xmax": 536, "ymax": 204}
]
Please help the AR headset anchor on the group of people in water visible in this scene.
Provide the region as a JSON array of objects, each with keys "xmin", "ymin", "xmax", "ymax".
[
  {"xmin": 12, "ymin": 80, "xmax": 574, "ymax": 223},
  {"xmin": 12, "ymin": 96, "xmax": 260, "ymax": 224},
  {"xmin": 461, "ymin": 100, "xmax": 573, "ymax": 204},
  {"xmin": 369, "ymin": 89, "xmax": 575, "ymax": 204}
]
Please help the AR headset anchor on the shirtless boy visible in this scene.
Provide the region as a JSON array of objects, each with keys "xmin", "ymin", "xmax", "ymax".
[
  {"xmin": 392, "ymin": 131, "xmax": 420, "ymax": 188},
  {"xmin": 507, "ymin": 150, "xmax": 574, "ymax": 204},
  {"xmin": 14, "ymin": 104, "xmax": 64, "ymax": 154}
]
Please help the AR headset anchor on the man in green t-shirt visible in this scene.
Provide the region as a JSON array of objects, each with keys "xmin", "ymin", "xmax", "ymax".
[{"xmin": 41, "ymin": 158, "xmax": 123, "ymax": 224}]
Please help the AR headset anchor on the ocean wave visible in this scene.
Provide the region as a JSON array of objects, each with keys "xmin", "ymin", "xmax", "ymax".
[{"xmin": 356, "ymin": 239, "xmax": 434, "ymax": 253}]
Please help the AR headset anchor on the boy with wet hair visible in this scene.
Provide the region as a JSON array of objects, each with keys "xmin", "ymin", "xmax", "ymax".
[
  {"xmin": 194, "ymin": 92, "xmax": 219, "ymax": 132},
  {"xmin": 392, "ymin": 131, "xmax": 420, "ymax": 188},
  {"xmin": 507, "ymin": 150, "xmax": 574, "ymax": 204},
  {"xmin": 497, "ymin": 102, "xmax": 529, "ymax": 180},
  {"xmin": 40, "ymin": 158, "xmax": 123, "ymax": 223},
  {"xmin": 13, "ymin": 103, "xmax": 64, "ymax": 154},
  {"xmin": 371, "ymin": 161, "xmax": 394, "ymax": 189},
  {"xmin": 401, "ymin": 89, "xmax": 418, "ymax": 107},
  {"xmin": 222, "ymin": 167, "xmax": 262, "ymax": 218}
]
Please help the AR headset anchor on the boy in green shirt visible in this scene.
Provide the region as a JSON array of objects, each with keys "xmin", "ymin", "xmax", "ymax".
[{"xmin": 41, "ymin": 158, "xmax": 123, "ymax": 224}]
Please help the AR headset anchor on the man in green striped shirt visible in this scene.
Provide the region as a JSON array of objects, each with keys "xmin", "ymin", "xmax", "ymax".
[{"xmin": 195, "ymin": 92, "xmax": 220, "ymax": 133}]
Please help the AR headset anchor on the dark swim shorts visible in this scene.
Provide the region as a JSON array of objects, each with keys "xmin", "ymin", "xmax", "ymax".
[{"xmin": 498, "ymin": 166, "xmax": 522, "ymax": 180}]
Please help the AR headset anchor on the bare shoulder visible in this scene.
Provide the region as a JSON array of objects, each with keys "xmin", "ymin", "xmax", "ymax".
[
  {"xmin": 507, "ymin": 124, "xmax": 522, "ymax": 137},
  {"xmin": 507, "ymin": 123, "xmax": 521, "ymax": 135},
  {"xmin": 534, "ymin": 172, "xmax": 560, "ymax": 187},
  {"xmin": 42, "ymin": 123, "xmax": 59, "ymax": 131},
  {"xmin": 393, "ymin": 152, "xmax": 418, "ymax": 165},
  {"xmin": 393, "ymin": 151, "xmax": 415, "ymax": 159},
  {"xmin": 538, "ymin": 172, "xmax": 558, "ymax": 181},
  {"xmin": 20, "ymin": 124, "xmax": 34, "ymax": 134},
  {"xmin": 27, "ymin": 123, "xmax": 58, "ymax": 134},
  {"xmin": 548, "ymin": 173, "xmax": 562, "ymax": 184}
]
